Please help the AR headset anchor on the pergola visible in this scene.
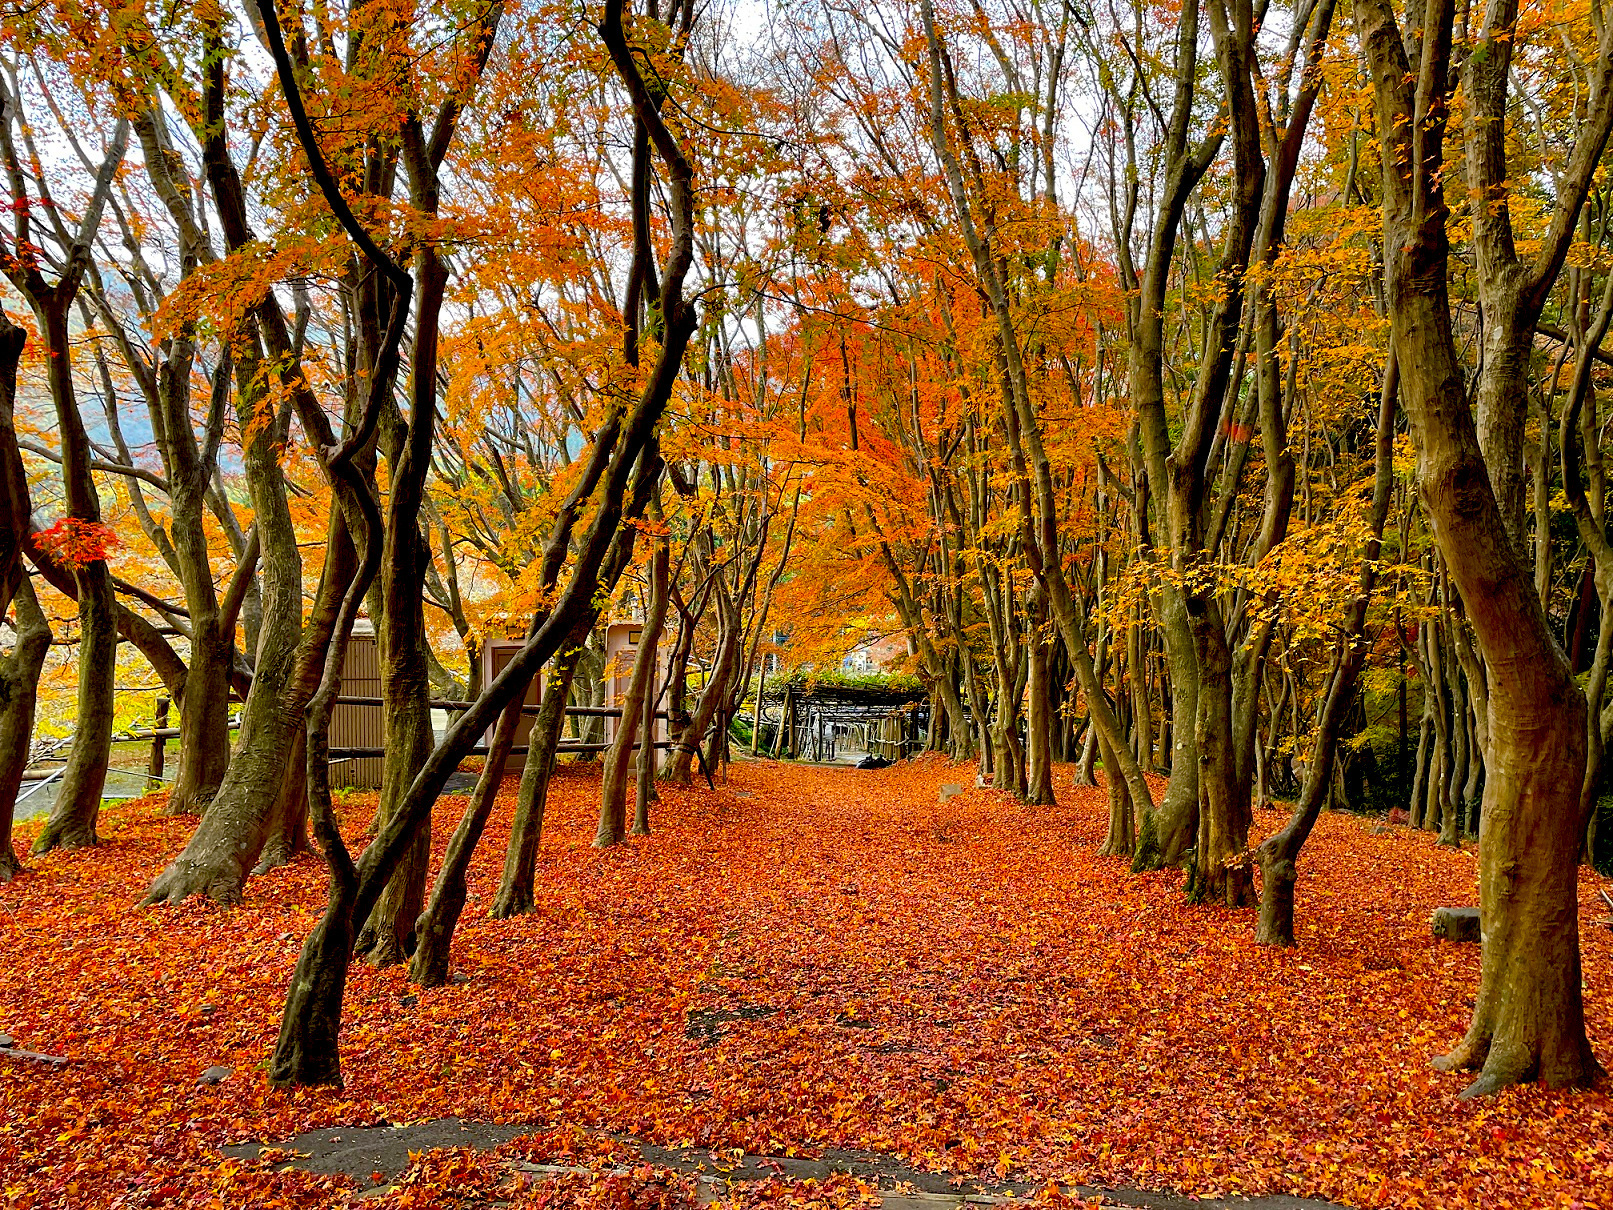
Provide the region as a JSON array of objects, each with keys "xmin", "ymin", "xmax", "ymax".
[{"xmin": 757, "ymin": 679, "xmax": 930, "ymax": 763}]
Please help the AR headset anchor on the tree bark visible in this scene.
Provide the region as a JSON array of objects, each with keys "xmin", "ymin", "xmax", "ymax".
[
  {"xmin": 30, "ymin": 304, "xmax": 117, "ymax": 855},
  {"xmin": 255, "ymin": 726, "xmax": 310, "ymax": 874},
  {"xmin": 0, "ymin": 578, "xmax": 50, "ymax": 880},
  {"xmin": 412, "ymin": 694, "xmax": 523, "ymax": 988},
  {"xmin": 662, "ymin": 579, "xmax": 738, "ymax": 784},
  {"xmin": 599, "ymin": 509, "xmax": 669, "ymax": 845},
  {"xmin": 491, "ymin": 634, "xmax": 583, "ymax": 917},
  {"xmin": 1357, "ymin": 0, "xmax": 1602, "ymax": 1094}
]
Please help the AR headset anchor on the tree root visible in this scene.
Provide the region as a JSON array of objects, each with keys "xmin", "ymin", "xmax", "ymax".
[{"xmin": 140, "ymin": 855, "xmax": 247, "ymax": 907}]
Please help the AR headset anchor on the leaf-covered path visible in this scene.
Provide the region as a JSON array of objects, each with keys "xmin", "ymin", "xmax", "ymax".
[{"xmin": 2, "ymin": 758, "xmax": 1610, "ymax": 1208}]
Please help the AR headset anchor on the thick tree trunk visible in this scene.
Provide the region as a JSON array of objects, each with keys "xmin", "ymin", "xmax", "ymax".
[
  {"xmin": 142, "ymin": 493, "xmax": 339, "ymax": 905},
  {"xmin": 0, "ymin": 578, "xmax": 50, "ymax": 880},
  {"xmin": 254, "ymin": 728, "xmax": 310, "ymax": 874},
  {"xmin": 29, "ymin": 582, "xmax": 114, "ymax": 855},
  {"xmin": 166, "ymin": 629, "xmax": 233, "ymax": 817},
  {"xmin": 1189, "ymin": 606, "xmax": 1253, "ymax": 906},
  {"xmin": 990, "ymin": 691, "xmax": 1027, "ymax": 798},
  {"xmin": 1357, "ymin": 0, "xmax": 1601, "ymax": 1094}
]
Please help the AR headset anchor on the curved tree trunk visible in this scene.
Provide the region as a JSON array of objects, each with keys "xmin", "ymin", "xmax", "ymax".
[
  {"xmin": 1096, "ymin": 728, "xmax": 1135, "ymax": 858},
  {"xmin": 662, "ymin": 584, "xmax": 738, "ymax": 785},
  {"xmin": 1074, "ymin": 721, "xmax": 1097, "ymax": 786},
  {"xmin": 1356, "ymin": 0, "xmax": 1602, "ymax": 1095},
  {"xmin": 142, "ymin": 473, "xmax": 336, "ymax": 905},
  {"xmin": 166, "ymin": 624, "xmax": 233, "ymax": 817}
]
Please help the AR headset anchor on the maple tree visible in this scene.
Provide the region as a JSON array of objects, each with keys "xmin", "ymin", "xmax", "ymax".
[{"xmin": 4, "ymin": 0, "xmax": 1613, "ymax": 1203}]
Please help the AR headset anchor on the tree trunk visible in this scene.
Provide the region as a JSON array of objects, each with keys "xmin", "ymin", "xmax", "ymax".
[
  {"xmin": 255, "ymin": 728, "xmax": 310, "ymax": 874},
  {"xmin": 0, "ymin": 314, "xmax": 48, "ymax": 879},
  {"xmin": 1025, "ymin": 600, "xmax": 1055, "ymax": 806},
  {"xmin": 1357, "ymin": 0, "xmax": 1601, "ymax": 1094},
  {"xmin": 1135, "ymin": 595, "xmax": 1200, "ymax": 868},
  {"xmin": 267, "ymin": 593, "xmax": 365, "ymax": 1087},
  {"xmin": 142, "ymin": 493, "xmax": 340, "ymax": 905},
  {"xmin": 662, "ymin": 585, "xmax": 738, "ymax": 784},
  {"xmin": 1189, "ymin": 604, "xmax": 1253, "ymax": 906},
  {"xmin": 633, "ymin": 631, "xmax": 659, "ymax": 837},
  {"xmin": 166, "ymin": 623, "xmax": 233, "ymax": 817},
  {"xmin": 1075, "ymin": 721, "xmax": 1098, "ymax": 786},
  {"xmin": 490, "ymin": 639, "xmax": 582, "ymax": 918},
  {"xmin": 599, "ymin": 527, "xmax": 669, "ymax": 845},
  {"xmin": 1097, "ymin": 728, "xmax": 1135, "ymax": 857},
  {"xmin": 31, "ymin": 301, "xmax": 117, "ymax": 855},
  {"xmin": 156, "ymin": 350, "xmax": 234, "ymax": 818},
  {"xmin": 412, "ymin": 694, "xmax": 523, "ymax": 988},
  {"xmin": 0, "ymin": 578, "xmax": 50, "ymax": 880}
]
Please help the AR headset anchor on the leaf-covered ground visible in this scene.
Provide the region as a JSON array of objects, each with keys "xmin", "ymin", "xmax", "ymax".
[{"xmin": 2, "ymin": 757, "xmax": 1610, "ymax": 1209}]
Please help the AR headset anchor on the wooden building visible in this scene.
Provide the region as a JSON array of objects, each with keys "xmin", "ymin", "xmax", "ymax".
[{"xmin": 330, "ymin": 619, "xmax": 384, "ymax": 788}]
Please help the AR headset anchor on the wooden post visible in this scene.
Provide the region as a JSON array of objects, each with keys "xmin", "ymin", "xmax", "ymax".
[{"xmin": 149, "ymin": 696, "xmax": 169, "ymax": 790}]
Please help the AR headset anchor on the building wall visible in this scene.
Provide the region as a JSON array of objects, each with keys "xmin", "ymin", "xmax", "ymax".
[
  {"xmin": 330, "ymin": 631, "xmax": 384, "ymax": 788},
  {"xmin": 482, "ymin": 640, "xmax": 544, "ymax": 771},
  {"xmin": 603, "ymin": 622, "xmax": 669, "ymax": 746}
]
